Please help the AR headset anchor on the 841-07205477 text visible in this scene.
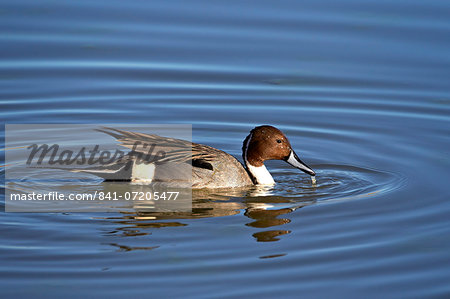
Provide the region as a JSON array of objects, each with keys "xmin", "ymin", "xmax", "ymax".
[{"xmin": 97, "ymin": 191, "xmax": 179, "ymax": 201}]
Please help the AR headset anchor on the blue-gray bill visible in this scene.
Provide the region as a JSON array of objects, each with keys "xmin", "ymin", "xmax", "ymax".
[{"xmin": 286, "ymin": 151, "xmax": 316, "ymax": 176}]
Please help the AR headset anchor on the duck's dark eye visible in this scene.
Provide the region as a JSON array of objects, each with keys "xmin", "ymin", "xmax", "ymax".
[{"xmin": 276, "ymin": 139, "xmax": 282, "ymax": 143}]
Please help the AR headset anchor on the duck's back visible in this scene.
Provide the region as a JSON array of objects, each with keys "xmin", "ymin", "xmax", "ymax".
[{"xmin": 91, "ymin": 128, "xmax": 254, "ymax": 188}]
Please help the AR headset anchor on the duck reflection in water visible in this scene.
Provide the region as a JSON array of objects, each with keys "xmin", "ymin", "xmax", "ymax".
[{"xmin": 99, "ymin": 183, "xmax": 316, "ymax": 249}]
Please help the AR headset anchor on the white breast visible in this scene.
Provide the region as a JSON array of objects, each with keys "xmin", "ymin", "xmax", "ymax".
[{"xmin": 246, "ymin": 163, "xmax": 275, "ymax": 185}]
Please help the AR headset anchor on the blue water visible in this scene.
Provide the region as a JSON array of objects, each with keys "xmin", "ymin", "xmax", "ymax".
[{"xmin": 1, "ymin": 0, "xmax": 450, "ymax": 297}]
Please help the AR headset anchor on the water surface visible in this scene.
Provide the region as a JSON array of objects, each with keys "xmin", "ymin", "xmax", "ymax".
[{"xmin": 1, "ymin": 0, "xmax": 450, "ymax": 297}]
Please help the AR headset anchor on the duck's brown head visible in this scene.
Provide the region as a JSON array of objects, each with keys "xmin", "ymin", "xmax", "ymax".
[{"xmin": 242, "ymin": 125, "xmax": 315, "ymax": 176}]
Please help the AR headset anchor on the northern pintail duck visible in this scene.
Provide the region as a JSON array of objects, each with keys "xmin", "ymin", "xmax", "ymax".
[{"xmin": 75, "ymin": 125, "xmax": 315, "ymax": 188}]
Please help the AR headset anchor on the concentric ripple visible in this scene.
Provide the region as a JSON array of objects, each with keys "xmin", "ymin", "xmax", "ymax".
[
  {"xmin": 239, "ymin": 164, "xmax": 406, "ymax": 208},
  {"xmin": 309, "ymin": 165, "xmax": 393, "ymax": 201}
]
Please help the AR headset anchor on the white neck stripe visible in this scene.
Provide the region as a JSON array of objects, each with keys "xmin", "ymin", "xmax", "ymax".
[{"xmin": 243, "ymin": 132, "xmax": 252, "ymax": 165}]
